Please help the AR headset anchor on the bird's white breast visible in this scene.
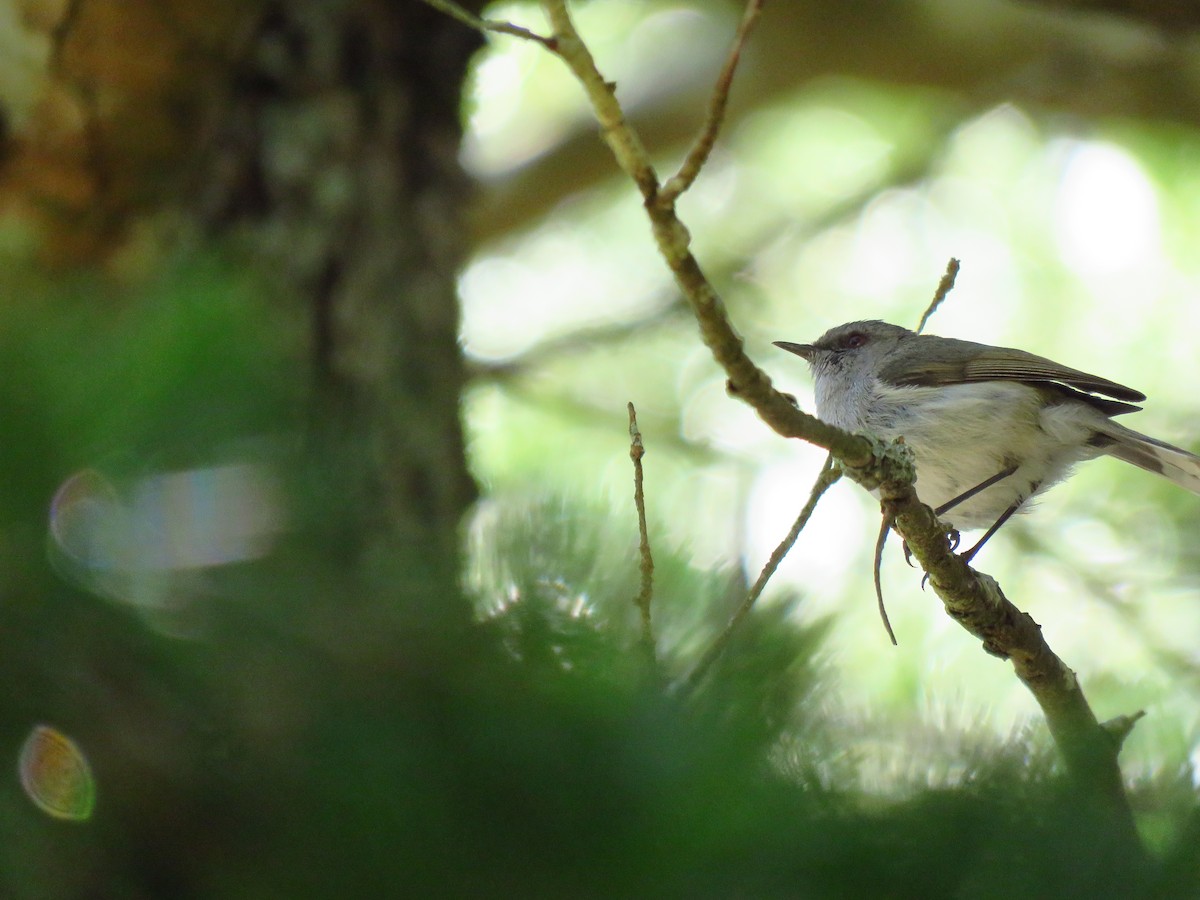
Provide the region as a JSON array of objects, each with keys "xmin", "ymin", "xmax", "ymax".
[{"xmin": 816, "ymin": 378, "xmax": 1102, "ymax": 529}]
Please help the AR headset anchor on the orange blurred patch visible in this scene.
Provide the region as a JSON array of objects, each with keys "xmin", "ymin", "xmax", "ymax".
[{"xmin": 2, "ymin": 0, "xmax": 262, "ymax": 266}]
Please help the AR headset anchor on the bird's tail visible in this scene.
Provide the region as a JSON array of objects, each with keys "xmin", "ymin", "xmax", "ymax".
[{"xmin": 1097, "ymin": 422, "xmax": 1200, "ymax": 495}]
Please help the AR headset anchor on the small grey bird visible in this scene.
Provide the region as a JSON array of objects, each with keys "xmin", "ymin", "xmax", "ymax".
[{"xmin": 775, "ymin": 320, "xmax": 1200, "ymax": 558}]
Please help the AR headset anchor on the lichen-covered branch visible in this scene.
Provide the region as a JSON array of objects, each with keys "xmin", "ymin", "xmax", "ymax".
[
  {"xmin": 540, "ymin": 1, "xmax": 660, "ymax": 198},
  {"xmin": 883, "ymin": 483, "xmax": 1137, "ymax": 824},
  {"xmin": 425, "ymin": 0, "xmax": 1143, "ymax": 840}
]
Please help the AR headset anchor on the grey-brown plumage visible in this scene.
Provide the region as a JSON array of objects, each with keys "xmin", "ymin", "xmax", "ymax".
[{"xmin": 775, "ymin": 320, "xmax": 1200, "ymax": 533}]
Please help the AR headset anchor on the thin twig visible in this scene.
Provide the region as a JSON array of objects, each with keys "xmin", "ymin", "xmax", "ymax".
[
  {"xmin": 686, "ymin": 455, "xmax": 841, "ymax": 689},
  {"xmin": 420, "ymin": 0, "xmax": 557, "ymax": 48},
  {"xmin": 659, "ymin": 0, "xmax": 765, "ymax": 204},
  {"xmin": 915, "ymin": 257, "xmax": 960, "ymax": 334},
  {"xmin": 472, "ymin": 302, "xmax": 686, "ymax": 383},
  {"xmin": 873, "ymin": 513, "xmax": 899, "ymax": 646},
  {"xmin": 628, "ymin": 402, "xmax": 655, "ymax": 653},
  {"xmin": 541, "ymin": 0, "xmax": 661, "ymax": 198}
]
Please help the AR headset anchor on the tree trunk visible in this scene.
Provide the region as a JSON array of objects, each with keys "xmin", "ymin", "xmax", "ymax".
[{"xmin": 197, "ymin": 0, "xmax": 483, "ymax": 618}]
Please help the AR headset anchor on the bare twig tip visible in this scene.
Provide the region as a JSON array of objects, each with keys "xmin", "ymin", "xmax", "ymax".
[
  {"xmin": 916, "ymin": 257, "xmax": 961, "ymax": 334},
  {"xmin": 627, "ymin": 402, "xmax": 645, "ymax": 456},
  {"xmin": 1101, "ymin": 710, "xmax": 1147, "ymax": 751},
  {"xmin": 627, "ymin": 402, "xmax": 655, "ymax": 654}
]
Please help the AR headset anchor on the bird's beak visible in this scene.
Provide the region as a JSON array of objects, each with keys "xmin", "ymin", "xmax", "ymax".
[{"xmin": 772, "ymin": 340, "xmax": 815, "ymax": 361}]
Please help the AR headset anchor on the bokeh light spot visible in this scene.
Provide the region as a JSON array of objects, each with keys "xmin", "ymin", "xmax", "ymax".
[
  {"xmin": 18, "ymin": 725, "xmax": 95, "ymax": 822},
  {"xmin": 1055, "ymin": 141, "xmax": 1160, "ymax": 275}
]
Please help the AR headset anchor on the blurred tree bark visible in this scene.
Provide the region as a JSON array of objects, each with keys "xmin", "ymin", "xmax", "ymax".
[
  {"xmin": 193, "ymin": 0, "xmax": 483, "ymax": 612},
  {"xmin": 1, "ymin": 0, "xmax": 484, "ymax": 617},
  {"xmin": 1, "ymin": 6, "xmax": 491, "ymax": 891}
]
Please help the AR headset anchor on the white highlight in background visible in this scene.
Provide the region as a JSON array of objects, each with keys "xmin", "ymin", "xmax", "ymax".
[{"xmin": 1054, "ymin": 141, "xmax": 1160, "ymax": 276}]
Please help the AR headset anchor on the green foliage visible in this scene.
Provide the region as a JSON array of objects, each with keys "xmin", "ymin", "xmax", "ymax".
[{"xmin": 0, "ymin": 263, "xmax": 1197, "ymax": 897}]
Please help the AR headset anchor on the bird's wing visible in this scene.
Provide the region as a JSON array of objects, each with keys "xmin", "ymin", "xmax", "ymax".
[{"xmin": 880, "ymin": 338, "xmax": 1146, "ymax": 404}]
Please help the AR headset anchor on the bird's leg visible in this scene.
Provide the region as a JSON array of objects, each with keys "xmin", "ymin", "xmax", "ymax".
[
  {"xmin": 934, "ymin": 464, "xmax": 1019, "ymax": 517},
  {"xmin": 907, "ymin": 464, "xmax": 1019, "ymax": 584},
  {"xmin": 959, "ymin": 480, "xmax": 1041, "ymax": 564},
  {"xmin": 901, "ymin": 466, "xmax": 1017, "ymax": 564}
]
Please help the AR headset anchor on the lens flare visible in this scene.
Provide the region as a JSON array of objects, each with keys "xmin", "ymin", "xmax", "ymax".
[
  {"xmin": 127, "ymin": 464, "xmax": 282, "ymax": 569},
  {"xmin": 49, "ymin": 469, "xmax": 125, "ymax": 571},
  {"xmin": 48, "ymin": 463, "xmax": 285, "ymax": 611},
  {"xmin": 18, "ymin": 725, "xmax": 96, "ymax": 822}
]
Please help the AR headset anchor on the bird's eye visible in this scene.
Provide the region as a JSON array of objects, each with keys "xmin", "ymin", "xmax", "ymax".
[{"xmin": 843, "ymin": 332, "xmax": 867, "ymax": 349}]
